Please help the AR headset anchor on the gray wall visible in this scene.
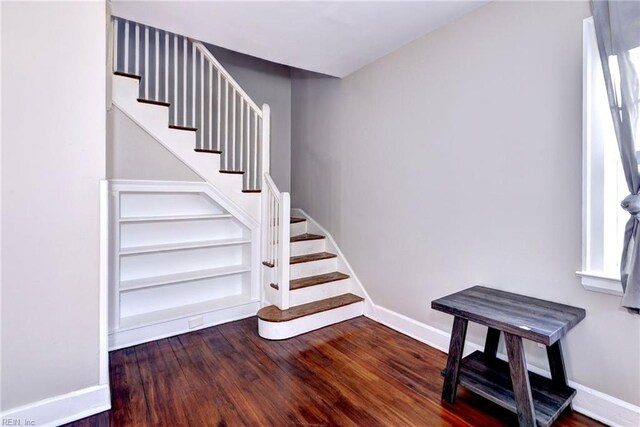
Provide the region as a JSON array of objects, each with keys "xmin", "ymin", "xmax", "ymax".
[
  {"xmin": 1, "ymin": 2, "xmax": 106, "ymax": 410},
  {"xmin": 291, "ymin": 0, "xmax": 640, "ymax": 405},
  {"xmin": 108, "ymin": 106, "xmax": 202, "ymax": 181},
  {"xmin": 206, "ymin": 44, "xmax": 291, "ymax": 192}
]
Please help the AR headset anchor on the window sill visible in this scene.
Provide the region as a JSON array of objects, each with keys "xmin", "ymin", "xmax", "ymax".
[{"xmin": 576, "ymin": 271, "xmax": 623, "ymax": 296}]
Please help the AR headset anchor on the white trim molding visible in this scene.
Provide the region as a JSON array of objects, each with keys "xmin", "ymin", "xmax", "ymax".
[
  {"xmin": 576, "ymin": 271, "xmax": 623, "ymax": 296},
  {"xmin": 0, "ymin": 385, "xmax": 111, "ymax": 427},
  {"xmin": 99, "ymin": 180, "xmax": 110, "ymax": 385},
  {"xmin": 580, "ymin": 17, "xmax": 627, "ymax": 298},
  {"xmin": 110, "ymin": 300, "xmax": 260, "ymax": 350},
  {"xmin": 366, "ymin": 303, "xmax": 640, "ymax": 427},
  {"xmin": 109, "ymin": 179, "xmax": 259, "ymax": 229}
]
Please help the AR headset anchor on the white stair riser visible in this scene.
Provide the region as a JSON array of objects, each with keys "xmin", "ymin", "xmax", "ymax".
[
  {"xmin": 290, "ymin": 221, "xmax": 307, "ymax": 236},
  {"xmin": 290, "ymin": 258, "xmax": 337, "ymax": 280},
  {"xmin": 290, "ymin": 278, "xmax": 351, "ymax": 307},
  {"xmin": 258, "ymin": 301, "xmax": 364, "ymax": 340},
  {"xmin": 290, "ymin": 238, "xmax": 326, "ymax": 257}
]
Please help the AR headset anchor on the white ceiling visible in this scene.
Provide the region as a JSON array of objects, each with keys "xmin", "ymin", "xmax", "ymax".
[{"xmin": 111, "ymin": 1, "xmax": 489, "ymax": 78}]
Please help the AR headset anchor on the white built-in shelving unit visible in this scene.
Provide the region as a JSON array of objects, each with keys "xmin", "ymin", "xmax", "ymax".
[{"xmin": 109, "ymin": 181, "xmax": 260, "ymax": 349}]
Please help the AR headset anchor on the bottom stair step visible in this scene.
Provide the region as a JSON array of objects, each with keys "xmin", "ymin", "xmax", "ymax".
[
  {"xmin": 258, "ymin": 293, "xmax": 362, "ymax": 322},
  {"xmin": 257, "ymin": 293, "xmax": 364, "ymax": 340}
]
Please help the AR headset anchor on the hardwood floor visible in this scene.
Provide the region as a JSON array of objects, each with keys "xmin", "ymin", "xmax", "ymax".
[{"xmin": 66, "ymin": 316, "xmax": 603, "ymax": 427}]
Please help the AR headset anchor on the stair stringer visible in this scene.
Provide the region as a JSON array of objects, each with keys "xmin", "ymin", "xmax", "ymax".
[
  {"xmin": 112, "ymin": 75, "xmax": 260, "ymax": 223},
  {"xmin": 291, "ymin": 208, "xmax": 374, "ymax": 315}
]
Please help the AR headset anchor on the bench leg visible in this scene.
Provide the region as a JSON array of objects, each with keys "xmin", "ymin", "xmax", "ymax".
[
  {"xmin": 547, "ymin": 340, "xmax": 572, "ymax": 411},
  {"xmin": 442, "ymin": 316, "xmax": 468, "ymax": 403},
  {"xmin": 484, "ymin": 327, "xmax": 501, "ymax": 360},
  {"xmin": 504, "ymin": 333, "xmax": 536, "ymax": 427}
]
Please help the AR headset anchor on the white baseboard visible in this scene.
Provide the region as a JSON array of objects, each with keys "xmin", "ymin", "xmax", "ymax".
[
  {"xmin": 0, "ymin": 384, "xmax": 110, "ymax": 427},
  {"xmin": 109, "ymin": 300, "xmax": 260, "ymax": 350},
  {"xmin": 366, "ymin": 304, "xmax": 640, "ymax": 427}
]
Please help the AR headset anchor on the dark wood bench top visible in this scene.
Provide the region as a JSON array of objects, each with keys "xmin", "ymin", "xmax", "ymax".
[{"xmin": 431, "ymin": 286, "xmax": 585, "ymax": 346}]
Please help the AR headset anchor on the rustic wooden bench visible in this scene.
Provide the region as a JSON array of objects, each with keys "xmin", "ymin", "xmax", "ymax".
[{"xmin": 431, "ymin": 286, "xmax": 586, "ymax": 427}]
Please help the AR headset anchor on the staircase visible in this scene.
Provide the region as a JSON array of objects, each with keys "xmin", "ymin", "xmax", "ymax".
[
  {"xmin": 110, "ymin": 17, "xmax": 365, "ymax": 343},
  {"xmin": 257, "ymin": 216, "xmax": 364, "ymax": 339}
]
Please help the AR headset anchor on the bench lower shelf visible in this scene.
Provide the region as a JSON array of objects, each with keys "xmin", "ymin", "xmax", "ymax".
[{"xmin": 442, "ymin": 351, "xmax": 576, "ymax": 427}]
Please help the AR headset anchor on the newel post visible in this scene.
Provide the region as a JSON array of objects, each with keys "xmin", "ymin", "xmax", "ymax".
[
  {"xmin": 279, "ymin": 192, "xmax": 291, "ymax": 310},
  {"xmin": 261, "ymin": 104, "xmax": 270, "ymax": 175},
  {"xmin": 260, "ymin": 104, "xmax": 271, "ymax": 303}
]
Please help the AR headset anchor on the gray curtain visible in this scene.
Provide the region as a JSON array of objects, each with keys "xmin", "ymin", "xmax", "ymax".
[{"xmin": 591, "ymin": 0, "xmax": 640, "ymax": 313}]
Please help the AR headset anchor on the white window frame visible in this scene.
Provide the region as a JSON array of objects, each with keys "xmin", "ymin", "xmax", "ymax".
[{"xmin": 577, "ymin": 17, "xmax": 624, "ymax": 296}]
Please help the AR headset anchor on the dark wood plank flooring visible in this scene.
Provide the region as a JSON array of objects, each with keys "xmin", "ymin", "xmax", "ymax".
[{"xmin": 65, "ymin": 316, "xmax": 603, "ymax": 427}]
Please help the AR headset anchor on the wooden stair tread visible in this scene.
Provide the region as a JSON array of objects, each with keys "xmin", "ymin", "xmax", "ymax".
[
  {"xmin": 290, "ymin": 217, "xmax": 306, "ymax": 224},
  {"xmin": 138, "ymin": 98, "xmax": 170, "ymax": 107},
  {"xmin": 290, "ymin": 233, "xmax": 325, "ymax": 243},
  {"xmin": 194, "ymin": 148, "xmax": 222, "ymax": 154},
  {"xmin": 290, "ymin": 272, "xmax": 350, "ymax": 290},
  {"xmin": 168, "ymin": 124, "xmax": 197, "ymax": 132},
  {"xmin": 257, "ymin": 293, "xmax": 363, "ymax": 322},
  {"xmin": 114, "ymin": 71, "xmax": 141, "ymax": 80},
  {"xmin": 290, "ymin": 252, "xmax": 336, "ymax": 264}
]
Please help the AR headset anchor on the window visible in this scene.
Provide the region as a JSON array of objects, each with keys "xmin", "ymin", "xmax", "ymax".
[{"xmin": 578, "ymin": 17, "xmax": 632, "ymax": 295}]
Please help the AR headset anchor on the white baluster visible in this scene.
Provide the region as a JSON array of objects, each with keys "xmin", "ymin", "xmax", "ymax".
[
  {"xmin": 217, "ymin": 72, "xmax": 221, "ymax": 152},
  {"xmin": 144, "ymin": 26, "xmax": 149, "ymax": 98},
  {"xmin": 182, "ymin": 37, "xmax": 187, "ymax": 126},
  {"xmin": 271, "ymin": 194, "xmax": 275, "ymax": 265},
  {"xmin": 164, "ymin": 32, "xmax": 169, "ymax": 103},
  {"xmin": 124, "ymin": 21, "xmax": 129, "ymax": 73},
  {"xmin": 254, "ymin": 112, "xmax": 259, "ymax": 190},
  {"xmin": 208, "ymin": 62, "xmax": 213, "ymax": 151},
  {"xmin": 155, "ymin": 29, "xmax": 159, "ymax": 100},
  {"xmin": 261, "ymin": 183, "xmax": 269, "ymax": 284},
  {"xmin": 245, "ymin": 103, "xmax": 250, "ymax": 179},
  {"xmin": 274, "ymin": 194, "xmax": 278, "ymax": 267},
  {"xmin": 200, "ymin": 50, "xmax": 204, "ymax": 150},
  {"xmin": 113, "ymin": 19, "xmax": 118, "ymax": 71},
  {"xmin": 240, "ymin": 99, "xmax": 244, "ymax": 179},
  {"xmin": 267, "ymin": 192, "xmax": 271, "ymax": 265},
  {"xmin": 192, "ymin": 42, "xmax": 196, "ymax": 130},
  {"xmin": 232, "ymin": 89, "xmax": 236, "ymax": 170},
  {"xmin": 173, "ymin": 35, "xmax": 178, "ymax": 124},
  {"xmin": 135, "ymin": 23, "xmax": 139, "ymax": 75},
  {"xmin": 225, "ymin": 79, "xmax": 229, "ymax": 169}
]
